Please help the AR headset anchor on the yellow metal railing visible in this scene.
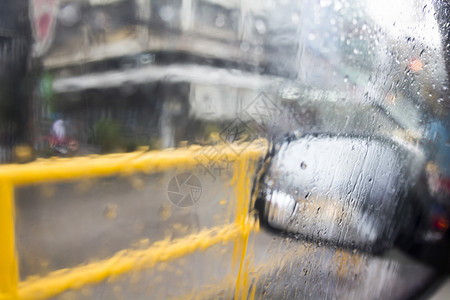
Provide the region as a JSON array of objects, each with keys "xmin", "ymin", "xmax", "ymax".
[{"xmin": 0, "ymin": 141, "xmax": 266, "ymax": 299}]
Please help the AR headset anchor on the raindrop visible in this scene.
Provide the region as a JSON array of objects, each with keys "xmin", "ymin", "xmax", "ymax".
[
  {"xmin": 58, "ymin": 4, "xmax": 81, "ymax": 27},
  {"xmin": 215, "ymin": 14, "xmax": 226, "ymax": 27},
  {"xmin": 104, "ymin": 204, "xmax": 118, "ymax": 219},
  {"xmin": 255, "ymin": 19, "xmax": 266, "ymax": 34},
  {"xmin": 240, "ymin": 41, "xmax": 250, "ymax": 52},
  {"xmin": 159, "ymin": 6, "xmax": 174, "ymax": 22},
  {"xmin": 334, "ymin": 1, "xmax": 343, "ymax": 11},
  {"xmin": 319, "ymin": 0, "xmax": 332, "ymax": 7},
  {"xmin": 255, "ymin": 46, "xmax": 264, "ymax": 55},
  {"xmin": 140, "ymin": 53, "xmax": 154, "ymax": 64}
]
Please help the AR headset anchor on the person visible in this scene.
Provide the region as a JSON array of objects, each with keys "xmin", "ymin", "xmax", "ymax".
[{"xmin": 52, "ymin": 118, "xmax": 65, "ymax": 140}]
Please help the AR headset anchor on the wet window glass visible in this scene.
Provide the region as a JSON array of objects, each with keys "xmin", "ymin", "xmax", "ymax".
[{"xmin": 0, "ymin": 0, "xmax": 449, "ymax": 299}]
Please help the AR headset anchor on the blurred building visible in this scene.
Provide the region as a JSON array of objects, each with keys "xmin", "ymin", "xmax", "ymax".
[
  {"xmin": 32, "ymin": 0, "xmax": 269, "ymax": 153},
  {"xmin": 0, "ymin": 0, "xmax": 30, "ymax": 162},
  {"xmin": 30, "ymin": 0, "xmax": 448, "ymax": 156}
]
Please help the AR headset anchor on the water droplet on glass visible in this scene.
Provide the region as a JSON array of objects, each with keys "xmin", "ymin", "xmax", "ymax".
[
  {"xmin": 159, "ymin": 6, "xmax": 174, "ymax": 22},
  {"xmin": 215, "ymin": 14, "xmax": 226, "ymax": 27},
  {"xmin": 58, "ymin": 4, "xmax": 81, "ymax": 27},
  {"xmin": 104, "ymin": 204, "xmax": 118, "ymax": 220},
  {"xmin": 334, "ymin": 1, "xmax": 343, "ymax": 11},
  {"xmin": 240, "ymin": 41, "xmax": 250, "ymax": 52},
  {"xmin": 255, "ymin": 19, "xmax": 266, "ymax": 34},
  {"xmin": 320, "ymin": 0, "xmax": 332, "ymax": 7}
]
